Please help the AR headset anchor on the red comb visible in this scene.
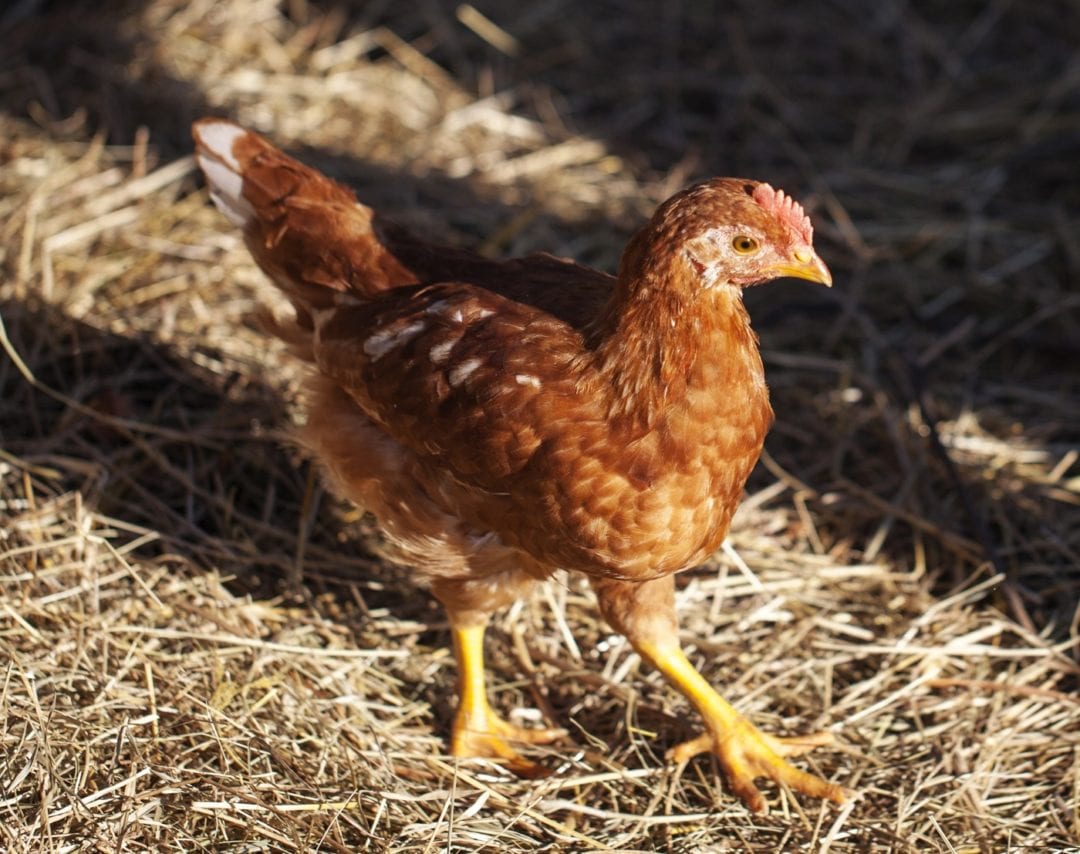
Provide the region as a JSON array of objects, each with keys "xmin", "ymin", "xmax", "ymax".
[{"xmin": 752, "ymin": 183, "xmax": 813, "ymax": 244}]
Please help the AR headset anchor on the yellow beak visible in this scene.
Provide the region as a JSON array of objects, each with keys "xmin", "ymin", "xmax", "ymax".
[{"xmin": 770, "ymin": 248, "xmax": 833, "ymax": 287}]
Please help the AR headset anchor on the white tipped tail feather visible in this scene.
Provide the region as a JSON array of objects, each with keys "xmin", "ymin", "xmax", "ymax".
[{"xmin": 193, "ymin": 120, "xmax": 254, "ymax": 227}]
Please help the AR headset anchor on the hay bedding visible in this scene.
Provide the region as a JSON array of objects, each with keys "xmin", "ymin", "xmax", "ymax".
[{"xmin": 0, "ymin": 0, "xmax": 1077, "ymax": 850}]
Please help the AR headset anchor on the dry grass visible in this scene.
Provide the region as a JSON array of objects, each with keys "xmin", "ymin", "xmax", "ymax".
[{"xmin": 1, "ymin": 0, "xmax": 1078, "ymax": 850}]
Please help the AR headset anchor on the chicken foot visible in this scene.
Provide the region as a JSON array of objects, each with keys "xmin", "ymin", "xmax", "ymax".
[
  {"xmin": 591, "ymin": 574, "xmax": 850, "ymax": 813},
  {"xmin": 445, "ymin": 619, "xmax": 564, "ymax": 777}
]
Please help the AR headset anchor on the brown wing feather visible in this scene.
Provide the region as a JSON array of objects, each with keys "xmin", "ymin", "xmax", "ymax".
[{"xmin": 312, "ymin": 283, "xmax": 592, "ymax": 482}]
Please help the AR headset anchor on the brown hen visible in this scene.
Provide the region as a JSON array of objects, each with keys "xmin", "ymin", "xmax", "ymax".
[{"xmin": 193, "ymin": 119, "xmax": 848, "ymax": 812}]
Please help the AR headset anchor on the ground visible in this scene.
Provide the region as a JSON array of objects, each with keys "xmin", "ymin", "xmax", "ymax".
[{"xmin": 0, "ymin": 0, "xmax": 1077, "ymax": 850}]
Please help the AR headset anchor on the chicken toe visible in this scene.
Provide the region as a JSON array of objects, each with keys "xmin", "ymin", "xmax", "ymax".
[
  {"xmin": 451, "ymin": 704, "xmax": 563, "ymax": 778},
  {"xmin": 669, "ymin": 721, "xmax": 849, "ymax": 813}
]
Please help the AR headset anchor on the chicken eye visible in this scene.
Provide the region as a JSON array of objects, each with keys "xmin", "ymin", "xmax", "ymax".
[{"xmin": 732, "ymin": 235, "xmax": 759, "ymax": 254}]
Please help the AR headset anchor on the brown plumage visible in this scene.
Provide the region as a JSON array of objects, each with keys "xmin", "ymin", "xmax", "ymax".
[{"xmin": 193, "ymin": 118, "xmax": 848, "ymax": 813}]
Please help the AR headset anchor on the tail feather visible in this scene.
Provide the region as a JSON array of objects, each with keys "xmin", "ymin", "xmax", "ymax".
[
  {"xmin": 193, "ymin": 122, "xmax": 255, "ymax": 227},
  {"xmin": 192, "ymin": 119, "xmax": 415, "ymax": 316}
]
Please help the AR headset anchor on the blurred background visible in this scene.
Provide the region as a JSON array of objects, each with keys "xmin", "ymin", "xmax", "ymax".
[{"xmin": 1, "ymin": 0, "xmax": 1077, "ymax": 850}]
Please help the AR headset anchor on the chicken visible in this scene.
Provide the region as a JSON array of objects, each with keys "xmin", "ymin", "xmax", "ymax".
[{"xmin": 192, "ymin": 118, "xmax": 848, "ymax": 812}]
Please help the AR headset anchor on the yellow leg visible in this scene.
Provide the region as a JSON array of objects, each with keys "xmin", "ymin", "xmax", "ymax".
[
  {"xmin": 449, "ymin": 623, "xmax": 564, "ymax": 777},
  {"xmin": 591, "ymin": 574, "xmax": 849, "ymax": 813},
  {"xmin": 636, "ymin": 638, "xmax": 851, "ymax": 813}
]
